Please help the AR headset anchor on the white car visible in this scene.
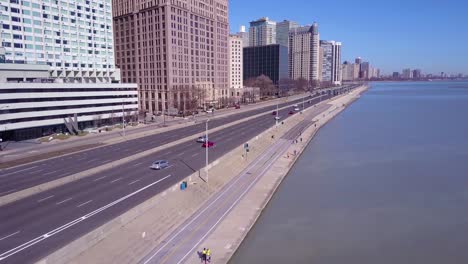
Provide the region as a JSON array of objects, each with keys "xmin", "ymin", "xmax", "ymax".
[
  {"xmin": 206, "ymin": 109, "xmax": 214, "ymax": 113},
  {"xmin": 274, "ymin": 116, "xmax": 281, "ymax": 120},
  {"xmin": 294, "ymin": 107, "xmax": 300, "ymax": 111}
]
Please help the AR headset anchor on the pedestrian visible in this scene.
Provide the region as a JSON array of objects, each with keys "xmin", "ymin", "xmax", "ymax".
[
  {"xmin": 207, "ymin": 248, "xmax": 211, "ymax": 262},
  {"xmin": 202, "ymin": 248, "xmax": 207, "ymax": 263},
  {"xmin": 300, "ymin": 138, "xmax": 303, "ymax": 142},
  {"xmin": 294, "ymin": 150, "xmax": 297, "ymax": 156}
]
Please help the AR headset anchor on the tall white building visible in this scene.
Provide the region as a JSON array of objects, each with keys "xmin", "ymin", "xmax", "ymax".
[
  {"xmin": 320, "ymin": 40, "xmax": 342, "ymax": 85},
  {"xmin": 0, "ymin": 0, "xmax": 119, "ymax": 83},
  {"xmin": 249, "ymin": 17, "xmax": 276, "ymax": 47},
  {"xmin": 276, "ymin": 20, "xmax": 299, "ymax": 48},
  {"xmin": 229, "ymin": 34, "xmax": 243, "ymax": 90},
  {"xmin": 288, "ymin": 23, "xmax": 320, "ymax": 82},
  {"xmin": 238, "ymin": 26, "xmax": 249, "ymax": 48}
]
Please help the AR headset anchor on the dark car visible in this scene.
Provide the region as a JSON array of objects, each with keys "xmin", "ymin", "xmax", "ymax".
[
  {"xmin": 202, "ymin": 141, "xmax": 215, "ymax": 148},
  {"xmin": 272, "ymin": 111, "xmax": 277, "ymax": 115},
  {"xmin": 289, "ymin": 111, "xmax": 295, "ymax": 115},
  {"xmin": 235, "ymin": 104, "xmax": 241, "ymax": 109}
]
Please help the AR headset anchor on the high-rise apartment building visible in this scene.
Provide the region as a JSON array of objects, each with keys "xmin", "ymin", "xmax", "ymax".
[
  {"xmin": 229, "ymin": 34, "xmax": 243, "ymax": 90},
  {"xmin": 360, "ymin": 62, "xmax": 370, "ymax": 79},
  {"xmin": 0, "ymin": 0, "xmax": 138, "ymax": 142},
  {"xmin": 320, "ymin": 40, "xmax": 342, "ymax": 85},
  {"xmin": 413, "ymin": 69, "xmax": 422, "ymax": 79},
  {"xmin": 113, "ymin": 0, "xmax": 229, "ymax": 114},
  {"xmin": 0, "ymin": 0, "xmax": 119, "ymax": 83},
  {"xmin": 249, "ymin": 17, "xmax": 276, "ymax": 47},
  {"xmin": 288, "ymin": 23, "xmax": 320, "ymax": 83},
  {"xmin": 276, "ymin": 20, "xmax": 299, "ymax": 48},
  {"xmin": 243, "ymin": 44, "xmax": 288, "ymax": 85},
  {"xmin": 342, "ymin": 61, "xmax": 359, "ymax": 81}
]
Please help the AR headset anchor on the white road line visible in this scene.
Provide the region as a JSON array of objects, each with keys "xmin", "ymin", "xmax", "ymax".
[
  {"xmin": 0, "ymin": 231, "xmax": 20, "ymax": 242},
  {"xmin": 43, "ymin": 170, "xmax": 59, "ymax": 176},
  {"xmin": 0, "ymin": 175, "xmax": 172, "ymax": 261},
  {"xmin": 37, "ymin": 195, "xmax": 54, "ymax": 203},
  {"xmin": 176, "ymin": 140, "xmax": 289, "ymax": 264},
  {"xmin": 191, "ymin": 153, "xmax": 200, "ymax": 158},
  {"xmin": 77, "ymin": 157, "xmax": 87, "ymax": 161},
  {"xmin": 0, "ymin": 189, "xmax": 16, "ymax": 196},
  {"xmin": 0, "ymin": 166, "xmax": 38, "ymax": 178},
  {"xmin": 55, "ymin": 198, "xmax": 72, "ymax": 205},
  {"xmin": 100, "ymin": 160, "xmax": 112, "ymax": 164},
  {"xmin": 177, "ymin": 152, "xmax": 185, "ymax": 156},
  {"xmin": 111, "ymin": 178, "xmax": 123, "ymax": 183},
  {"xmin": 129, "ymin": 179, "xmax": 141, "ymax": 185},
  {"xmin": 132, "ymin": 162, "xmax": 143, "ymax": 167},
  {"xmin": 77, "ymin": 200, "xmax": 93, "ymax": 208},
  {"xmin": 86, "ymin": 159, "xmax": 98, "ymax": 163},
  {"xmin": 166, "ymin": 151, "xmax": 173, "ymax": 155},
  {"xmin": 93, "ymin": 176, "xmax": 107, "ymax": 182}
]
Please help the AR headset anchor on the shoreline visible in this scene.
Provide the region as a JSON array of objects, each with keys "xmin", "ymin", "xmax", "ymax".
[{"xmin": 188, "ymin": 85, "xmax": 370, "ymax": 264}]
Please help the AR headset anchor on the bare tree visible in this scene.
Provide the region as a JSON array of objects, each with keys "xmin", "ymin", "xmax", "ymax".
[{"xmin": 295, "ymin": 78, "xmax": 309, "ymax": 92}]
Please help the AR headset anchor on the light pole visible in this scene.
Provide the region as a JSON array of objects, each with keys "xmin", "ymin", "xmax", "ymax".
[
  {"xmin": 276, "ymin": 103, "xmax": 279, "ymax": 127},
  {"xmin": 121, "ymin": 101, "xmax": 126, "ymax": 137},
  {"xmin": 0, "ymin": 106, "xmax": 9, "ymax": 149},
  {"xmin": 205, "ymin": 119, "xmax": 209, "ymax": 183}
]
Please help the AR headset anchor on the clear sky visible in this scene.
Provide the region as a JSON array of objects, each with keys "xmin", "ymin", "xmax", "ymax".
[{"xmin": 229, "ymin": 0, "xmax": 468, "ymax": 75}]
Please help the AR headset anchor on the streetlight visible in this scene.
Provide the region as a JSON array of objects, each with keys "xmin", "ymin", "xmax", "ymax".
[
  {"xmin": 205, "ymin": 119, "xmax": 210, "ymax": 183},
  {"xmin": 121, "ymin": 101, "xmax": 126, "ymax": 137},
  {"xmin": 0, "ymin": 106, "xmax": 9, "ymax": 150},
  {"xmin": 276, "ymin": 102, "xmax": 279, "ymax": 127}
]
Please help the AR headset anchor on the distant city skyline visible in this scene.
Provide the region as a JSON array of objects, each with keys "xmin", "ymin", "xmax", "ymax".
[{"xmin": 229, "ymin": 0, "xmax": 468, "ymax": 75}]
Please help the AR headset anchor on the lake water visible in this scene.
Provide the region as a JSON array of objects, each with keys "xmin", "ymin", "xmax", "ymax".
[{"xmin": 229, "ymin": 81, "xmax": 468, "ymax": 264}]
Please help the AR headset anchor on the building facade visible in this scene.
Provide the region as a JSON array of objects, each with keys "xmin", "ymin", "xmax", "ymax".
[
  {"xmin": 288, "ymin": 23, "xmax": 320, "ymax": 82},
  {"xmin": 249, "ymin": 17, "xmax": 276, "ymax": 47},
  {"xmin": 243, "ymin": 44, "xmax": 288, "ymax": 85},
  {"xmin": 320, "ymin": 40, "xmax": 342, "ymax": 85},
  {"xmin": 0, "ymin": 0, "xmax": 119, "ymax": 83},
  {"xmin": 276, "ymin": 20, "xmax": 299, "ymax": 48},
  {"xmin": 238, "ymin": 26, "xmax": 249, "ymax": 48},
  {"xmin": 402, "ymin": 68, "xmax": 412, "ymax": 79},
  {"xmin": 229, "ymin": 34, "xmax": 243, "ymax": 91},
  {"xmin": 0, "ymin": 82, "xmax": 138, "ymax": 141},
  {"xmin": 113, "ymin": 0, "xmax": 230, "ymax": 113}
]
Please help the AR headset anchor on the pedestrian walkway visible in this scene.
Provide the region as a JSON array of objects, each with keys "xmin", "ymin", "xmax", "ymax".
[{"xmin": 138, "ymin": 136, "xmax": 298, "ymax": 264}]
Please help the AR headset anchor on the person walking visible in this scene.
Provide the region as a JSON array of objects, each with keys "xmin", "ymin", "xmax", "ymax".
[
  {"xmin": 206, "ymin": 248, "xmax": 211, "ymax": 262},
  {"xmin": 201, "ymin": 248, "xmax": 207, "ymax": 263}
]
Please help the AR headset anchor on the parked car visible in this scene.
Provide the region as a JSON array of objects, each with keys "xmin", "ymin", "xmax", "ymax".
[
  {"xmin": 150, "ymin": 160, "xmax": 169, "ymax": 170},
  {"xmin": 235, "ymin": 104, "xmax": 241, "ymax": 109},
  {"xmin": 197, "ymin": 136, "xmax": 208, "ymax": 143},
  {"xmin": 206, "ymin": 109, "xmax": 214, "ymax": 113},
  {"xmin": 202, "ymin": 141, "xmax": 215, "ymax": 148}
]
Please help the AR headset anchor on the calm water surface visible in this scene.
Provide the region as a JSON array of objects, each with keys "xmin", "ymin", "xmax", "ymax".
[{"xmin": 229, "ymin": 82, "xmax": 468, "ymax": 264}]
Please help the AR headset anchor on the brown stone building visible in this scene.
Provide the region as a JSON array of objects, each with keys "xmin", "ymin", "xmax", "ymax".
[{"xmin": 113, "ymin": 0, "xmax": 229, "ymax": 115}]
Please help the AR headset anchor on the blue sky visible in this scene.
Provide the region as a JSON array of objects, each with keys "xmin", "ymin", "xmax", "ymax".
[{"xmin": 229, "ymin": 0, "xmax": 468, "ymax": 75}]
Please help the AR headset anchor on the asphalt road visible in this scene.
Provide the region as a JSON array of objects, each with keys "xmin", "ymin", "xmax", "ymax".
[
  {"xmin": 0, "ymin": 86, "xmax": 357, "ymax": 263},
  {"xmin": 0, "ymin": 95, "xmax": 316, "ymax": 196}
]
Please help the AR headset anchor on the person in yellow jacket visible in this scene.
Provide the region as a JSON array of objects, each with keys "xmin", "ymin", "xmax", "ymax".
[
  {"xmin": 201, "ymin": 248, "xmax": 207, "ymax": 263},
  {"xmin": 206, "ymin": 248, "xmax": 211, "ymax": 262}
]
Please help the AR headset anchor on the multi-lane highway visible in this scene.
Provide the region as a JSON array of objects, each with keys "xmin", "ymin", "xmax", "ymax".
[
  {"xmin": 0, "ymin": 95, "xmax": 317, "ymax": 196},
  {"xmin": 0, "ymin": 86, "xmax": 357, "ymax": 263}
]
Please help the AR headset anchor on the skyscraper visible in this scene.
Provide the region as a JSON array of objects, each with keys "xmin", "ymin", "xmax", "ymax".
[
  {"xmin": 276, "ymin": 20, "xmax": 299, "ymax": 48},
  {"xmin": 113, "ymin": 0, "xmax": 229, "ymax": 114},
  {"xmin": 288, "ymin": 23, "xmax": 320, "ymax": 83},
  {"xmin": 243, "ymin": 44, "xmax": 288, "ymax": 85},
  {"xmin": 320, "ymin": 40, "xmax": 342, "ymax": 85},
  {"xmin": 0, "ymin": 0, "xmax": 119, "ymax": 83},
  {"xmin": 360, "ymin": 62, "xmax": 370, "ymax": 79},
  {"xmin": 249, "ymin": 17, "xmax": 277, "ymax": 46},
  {"xmin": 229, "ymin": 34, "xmax": 243, "ymax": 90},
  {"xmin": 402, "ymin": 68, "xmax": 412, "ymax": 79}
]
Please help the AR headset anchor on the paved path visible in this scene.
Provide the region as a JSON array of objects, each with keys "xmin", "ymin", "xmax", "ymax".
[{"xmin": 139, "ymin": 120, "xmax": 312, "ymax": 264}]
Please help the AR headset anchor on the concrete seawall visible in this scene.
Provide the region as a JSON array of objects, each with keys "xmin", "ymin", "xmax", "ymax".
[{"xmin": 185, "ymin": 85, "xmax": 370, "ymax": 264}]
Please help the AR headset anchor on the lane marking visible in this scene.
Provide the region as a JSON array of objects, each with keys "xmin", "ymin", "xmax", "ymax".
[
  {"xmin": 177, "ymin": 152, "xmax": 185, "ymax": 157},
  {"xmin": 37, "ymin": 195, "xmax": 54, "ymax": 203},
  {"xmin": 0, "ymin": 231, "xmax": 20, "ymax": 242},
  {"xmin": 191, "ymin": 153, "xmax": 200, "ymax": 158},
  {"xmin": 86, "ymin": 159, "xmax": 98, "ymax": 163},
  {"xmin": 0, "ymin": 189, "xmax": 16, "ymax": 197},
  {"xmin": 132, "ymin": 162, "xmax": 143, "ymax": 167},
  {"xmin": 0, "ymin": 175, "xmax": 172, "ymax": 261},
  {"xmin": 77, "ymin": 200, "xmax": 93, "ymax": 208},
  {"xmin": 176, "ymin": 140, "xmax": 290, "ymax": 264},
  {"xmin": 93, "ymin": 176, "xmax": 108, "ymax": 182},
  {"xmin": 129, "ymin": 179, "xmax": 141, "ymax": 186},
  {"xmin": 43, "ymin": 170, "xmax": 59, "ymax": 176},
  {"xmin": 0, "ymin": 166, "xmax": 38, "ymax": 178},
  {"xmin": 100, "ymin": 160, "xmax": 112, "ymax": 164},
  {"xmin": 56, "ymin": 198, "xmax": 73, "ymax": 205},
  {"xmin": 111, "ymin": 178, "xmax": 123, "ymax": 183}
]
